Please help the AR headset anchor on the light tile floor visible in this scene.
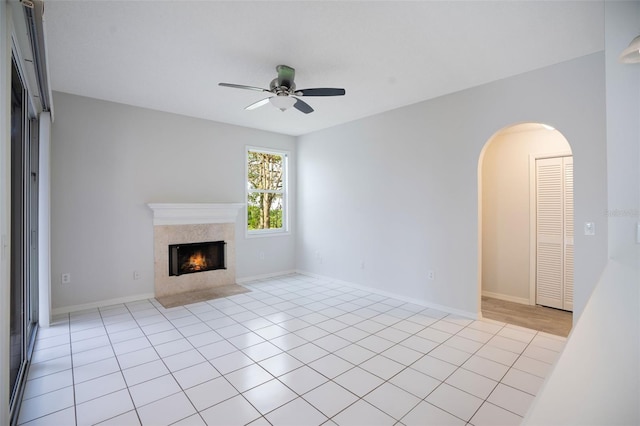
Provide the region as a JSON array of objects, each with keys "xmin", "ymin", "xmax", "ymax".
[{"xmin": 18, "ymin": 274, "xmax": 566, "ymax": 426}]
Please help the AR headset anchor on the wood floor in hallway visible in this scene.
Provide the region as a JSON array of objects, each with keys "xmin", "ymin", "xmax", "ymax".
[{"xmin": 481, "ymin": 296, "xmax": 572, "ymax": 337}]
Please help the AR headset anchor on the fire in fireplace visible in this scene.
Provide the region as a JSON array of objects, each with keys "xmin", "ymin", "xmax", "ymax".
[{"xmin": 168, "ymin": 241, "xmax": 226, "ymax": 276}]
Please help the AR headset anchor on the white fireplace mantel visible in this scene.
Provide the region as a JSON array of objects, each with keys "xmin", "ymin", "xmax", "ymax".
[{"xmin": 147, "ymin": 203, "xmax": 244, "ymax": 226}]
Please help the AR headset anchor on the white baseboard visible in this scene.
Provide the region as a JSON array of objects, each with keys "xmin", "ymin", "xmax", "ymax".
[
  {"xmin": 52, "ymin": 292, "xmax": 156, "ymax": 316},
  {"xmin": 52, "ymin": 270, "xmax": 485, "ymax": 320},
  {"xmin": 482, "ymin": 290, "xmax": 531, "ymax": 305},
  {"xmin": 295, "ymin": 269, "xmax": 479, "ymax": 320},
  {"xmin": 236, "ymin": 270, "xmax": 297, "ymax": 284},
  {"xmin": 52, "ymin": 270, "xmax": 297, "ymax": 316}
]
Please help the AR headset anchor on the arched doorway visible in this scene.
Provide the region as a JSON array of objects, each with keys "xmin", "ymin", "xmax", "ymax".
[{"xmin": 478, "ymin": 123, "xmax": 573, "ymax": 336}]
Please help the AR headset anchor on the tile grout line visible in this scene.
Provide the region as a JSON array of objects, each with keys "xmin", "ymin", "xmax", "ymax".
[
  {"xmin": 377, "ymin": 316, "xmax": 508, "ymax": 424},
  {"xmin": 246, "ymin": 281, "xmax": 474, "ymax": 422},
  {"xmin": 234, "ymin": 286, "xmax": 467, "ymax": 423},
  {"xmin": 18, "ymin": 275, "xmax": 565, "ymax": 426},
  {"xmin": 115, "ymin": 302, "xmax": 163, "ymax": 426},
  {"xmin": 180, "ymin": 293, "xmax": 273, "ymax": 424},
  {"xmin": 239, "ymin": 280, "xmax": 556, "ymax": 424},
  {"xmin": 70, "ymin": 305, "xmax": 139, "ymax": 425},
  {"xmin": 18, "ymin": 313, "xmax": 74, "ymax": 426},
  {"xmin": 125, "ymin": 299, "xmax": 207, "ymax": 425},
  {"xmin": 67, "ymin": 314, "xmax": 78, "ymax": 426}
]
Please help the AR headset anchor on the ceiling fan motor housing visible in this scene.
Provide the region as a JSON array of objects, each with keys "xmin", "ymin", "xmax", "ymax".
[{"xmin": 270, "ymin": 78, "xmax": 295, "ymax": 95}]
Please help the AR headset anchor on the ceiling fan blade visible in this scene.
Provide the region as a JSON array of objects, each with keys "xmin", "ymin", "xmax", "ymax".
[
  {"xmin": 295, "ymin": 88, "xmax": 345, "ymax": 97},
  {"xmin": 219, "ymin": 83, "xmax": 270, "ymax": 93},
  {"xmin": 245, "ymin": 97, "xmax": 271, "ymax": 110},
  {"xmin": 293, "ymin": 98, "xmax": 314, "ymax": 114}
]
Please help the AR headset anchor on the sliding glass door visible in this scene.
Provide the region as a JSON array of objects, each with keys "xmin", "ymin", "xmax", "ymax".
[{"xmin": 10, "ymin": 54, "xmax": 39, "ymax": 421}]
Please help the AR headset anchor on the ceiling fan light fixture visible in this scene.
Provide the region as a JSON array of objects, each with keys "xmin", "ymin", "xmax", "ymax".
[
  {"xmin": 219, "ymin": 65, "xmax": 345, "ymax": 114},
  {"xmin": 269, "ymin": 95, "xmax": 296, "ymax": 112},
  {"xmin": 619, "ymin": 35, "xmax": 640, "ymax": 64}
]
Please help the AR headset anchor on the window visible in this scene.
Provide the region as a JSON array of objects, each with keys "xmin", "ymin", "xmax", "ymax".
[{"xmin": 246, "ymin": 147, "xmax": 288, "ymax": 235}]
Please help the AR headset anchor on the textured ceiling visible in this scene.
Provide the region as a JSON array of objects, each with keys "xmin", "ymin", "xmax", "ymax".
[{"xmin": 44, "ymin": 1, "xmax": 604, "ymax": 136}]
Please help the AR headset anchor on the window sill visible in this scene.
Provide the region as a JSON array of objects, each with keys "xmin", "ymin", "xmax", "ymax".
[{"xmin": 245, "ymin": 230, "xmax": 291, "ymax": 239}]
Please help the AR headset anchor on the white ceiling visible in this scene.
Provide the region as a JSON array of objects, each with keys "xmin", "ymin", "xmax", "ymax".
[{"xmin": 43, "ymin": 1, "xmax": 604, "ymax": 136}]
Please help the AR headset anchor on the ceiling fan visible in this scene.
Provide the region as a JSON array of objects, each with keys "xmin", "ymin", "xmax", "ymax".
[{"xmin": 218, "ymin": 65, "xmax": 345, "ymax": 114}]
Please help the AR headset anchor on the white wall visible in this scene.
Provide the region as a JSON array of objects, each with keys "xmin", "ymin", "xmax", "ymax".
[
  {"xmin": 605, "ymin": 2, "xmax": 640, "ymax": 262},
  {"xmin": 481, "ymin": 125, "xmax": 570, "ymax": 303},
  {"xmin": 524, "ymin": 1, "xmax": 640, "ymax": 424},
  {"xmin": 50, "ymin": 92, "xmax": 296, "ymax": 311},
  {"xmin": 297, "ymin": 53, "xmax": 607, "ymax": 319}
]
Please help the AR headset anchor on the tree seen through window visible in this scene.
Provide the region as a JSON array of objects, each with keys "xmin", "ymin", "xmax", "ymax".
[{"xmin": 247, "ymin": 149, "xmax": 286, "ymax": 231}]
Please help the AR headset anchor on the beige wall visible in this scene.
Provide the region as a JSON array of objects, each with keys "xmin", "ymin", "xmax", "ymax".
[{"xmin": 481, "ymin": 123, "xmax": 571, "ymax": 303}]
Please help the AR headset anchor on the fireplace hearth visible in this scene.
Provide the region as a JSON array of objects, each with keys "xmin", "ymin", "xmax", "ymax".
[{"xmin": 169, "ymin": 240, "xmax": 226, "ymax": 276}]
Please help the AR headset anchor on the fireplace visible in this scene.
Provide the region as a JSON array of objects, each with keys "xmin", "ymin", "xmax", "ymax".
[
  {"xmin": 148, "ymin": 203, "xmax": 244, "ymax": 299},
  {"xmin": 169, "ymin": 240, "xmax": 226, "ymax": 276}
]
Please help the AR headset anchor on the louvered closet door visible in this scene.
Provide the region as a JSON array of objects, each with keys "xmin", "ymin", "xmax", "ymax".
[
  {"xmin": 536, "ymin": 156, "xmax": 573, "ymax": 311},
  {"xmin": 563, "ymin": 157, "xmax": 574, "ymax": 311}
]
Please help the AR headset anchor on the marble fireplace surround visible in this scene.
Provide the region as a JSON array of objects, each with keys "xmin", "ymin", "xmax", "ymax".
[{"xmin": 148, "ymin": 203, "xmax": 244, "ymax": 299}]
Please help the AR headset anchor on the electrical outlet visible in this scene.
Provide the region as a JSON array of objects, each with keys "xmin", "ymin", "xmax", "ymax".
[
  {"xmin": 259, "ymin": 251, "xmax": 265, "ymax": 260},
  {"xmin": 133, "ymin": 271, "xmax": 140, "ymax": 280},
  {"xmin": 61, "ymin": 273, "xmax": 71, "ymax": 284},
  {"xmin": 427, "ymin": 270, "xmax": 435, "ymax": 281},
  {"xmin": 360, "ymin": 260, "xmax": 365, "ymax": 269}
]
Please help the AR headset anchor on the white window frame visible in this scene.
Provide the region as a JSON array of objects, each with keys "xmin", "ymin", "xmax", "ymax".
[{"xmin": 245, "ymin": 146, "xmax": 289, "ymax": 238}]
